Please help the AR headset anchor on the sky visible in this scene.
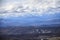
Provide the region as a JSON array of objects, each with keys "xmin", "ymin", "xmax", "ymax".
[{"xmin": 0, "ymin": 0, "xmax": 60, "ymax": 26}]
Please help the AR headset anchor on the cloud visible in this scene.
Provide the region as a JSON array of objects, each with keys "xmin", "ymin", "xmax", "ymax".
[{"xmin": 0, "ymin": 0, "xmax": 60, "ymax": 18}]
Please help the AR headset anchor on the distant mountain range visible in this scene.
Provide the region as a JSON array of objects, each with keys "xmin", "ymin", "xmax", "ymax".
[{"xmin": 0, "ymin": 12, "xmax": 60, "ymax": 27}]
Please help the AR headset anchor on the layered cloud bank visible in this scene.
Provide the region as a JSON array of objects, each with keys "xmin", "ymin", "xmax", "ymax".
[{"xmin": 0, "ymin": 0, "xmax": 60, "ymax": 18}]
